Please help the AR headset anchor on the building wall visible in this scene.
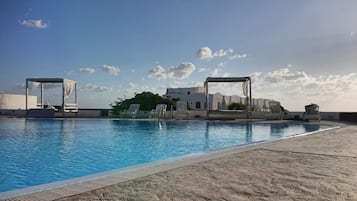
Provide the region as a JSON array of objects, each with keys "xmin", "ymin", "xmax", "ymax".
[
  {"xmin": 0, "ymin": 93, "xmax": 37, "ymax": 110},
  {"xmin": 165, "ymin": 87, "xmax": 276, "ymax": 111},
  {"xmin": 165, "ymin": 87, "xmax": 206, "ymax": 110}
]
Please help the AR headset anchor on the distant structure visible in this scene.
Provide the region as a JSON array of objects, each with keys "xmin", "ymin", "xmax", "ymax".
[
  {"xmin": 165, "ymin": 79, "xmax": 275, "ymax": 112},
  {"xmin": 165, "ymin": 87, "xmax": 206, "ymax": 110},
  {"xmin": 25, "ymin": 78, "xmax": 78, "ymax": 117},
  {"xmin": 0, "ymin": 93, "xmax": 37, "ymax": 110}
]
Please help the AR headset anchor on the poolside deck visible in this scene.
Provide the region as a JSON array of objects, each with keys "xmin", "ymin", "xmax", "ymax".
[{"xmin": 2, "ymin": 121, "xmax": 357, "ymax": 201}]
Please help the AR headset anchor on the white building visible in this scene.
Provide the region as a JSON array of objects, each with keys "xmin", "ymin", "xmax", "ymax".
[
  {"xmin": 165, "ymin": 87, "xmax": 206, "ymax": 110},
  {"xmin": 0, "ymin": 93, "xmax": 37, "ymax": 110},
  {"xmin": 165, "ymin": 87, "xmax": 277, "ymax": 111}
]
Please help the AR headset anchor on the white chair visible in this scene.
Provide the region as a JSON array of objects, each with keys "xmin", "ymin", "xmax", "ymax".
[
  {"xmin": 265, "ymin": 101, "xmax": 284, "ymax": 120},
  {"xmin": 122, "ymin": 104, "xmax": 140, "ymax": 118},
  {"xmin": 150, "ymin": 104, "xmax": 167, "ymax": 119}
]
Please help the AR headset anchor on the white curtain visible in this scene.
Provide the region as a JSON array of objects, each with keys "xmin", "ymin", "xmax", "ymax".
[
  {"xmin": 242, "ymin": 81, "xmax": 248, "ymax": 97},
  {"xmin": 63, "ymin": 80, "xmax": 75, "ymax": 99}
]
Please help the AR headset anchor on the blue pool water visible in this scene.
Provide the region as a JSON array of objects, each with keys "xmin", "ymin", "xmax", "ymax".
[{"xmin": 0, "ymin": 118, "xmax": 332, "ymax": 193}]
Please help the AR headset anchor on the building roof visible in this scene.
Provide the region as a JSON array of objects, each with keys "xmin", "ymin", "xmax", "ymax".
[
  {"xmin": 205, "ymin": 77, "xmax": 250, "ymax": 83},
  {"xmin": 26, "ymin": 78, "xmax": 76, "ymax": 83}
]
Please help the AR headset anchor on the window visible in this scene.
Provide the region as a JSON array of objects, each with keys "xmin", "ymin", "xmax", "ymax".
[
  {"xmin": 195, "ymin": 101, "xmax": 201, "ymax": 109},
  {"xmin": 187, "ymin": 91, "xmax": 191, "ymax": 95}
]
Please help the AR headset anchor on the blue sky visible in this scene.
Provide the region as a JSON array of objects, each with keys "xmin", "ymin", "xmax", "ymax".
[{"xmin": 0, "ymin": 0, "xmax": 357, "ymax": 111}]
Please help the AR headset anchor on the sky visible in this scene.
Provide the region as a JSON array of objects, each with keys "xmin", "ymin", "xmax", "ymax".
[{"xmin": 0, "ymin": 0, "xmax": 357, "ymax": 111}]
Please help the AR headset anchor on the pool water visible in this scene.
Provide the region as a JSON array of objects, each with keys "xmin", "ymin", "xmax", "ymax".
[{"xmin": 0, "ymin": 118, "xmax": 332, "ymax": 192}]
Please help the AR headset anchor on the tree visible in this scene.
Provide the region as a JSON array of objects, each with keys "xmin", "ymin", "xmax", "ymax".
[
  {"xmin": 111, "ymin": 91, "xmax": 176, "ymax": 115},
  {"xmin": 228, "ymin": 102, "xmax": 246, "ymax": 110}
]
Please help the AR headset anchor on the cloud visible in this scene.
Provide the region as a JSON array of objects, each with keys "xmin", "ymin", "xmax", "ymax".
[
  {"xmin": 148, "ymin": 63, "xmax": 196, "ymax": 80},
  {"xmin": 229, "ymin": 53, "xmax": 247, "ymax": 60},
  {"xmin": 197, "ymin": 47, "xmax": 213, "ymax": 60},
  {"xmin": 19, "ymin": 19, "xmax": 48, "ymax": 29},
  {"xmin": 101, "ymin": 65, "xmax": 120, "ymax": 76},
  {"xmin": 198, "ymin": 67, "xmax": 207, "ymax": 73},
  {"xmin": 79, "ymin": 67, "xmax": 95, "ymax": 74},
  {"xmin": 148, "ymin": 65, "xmax": 167, "ymax": 80},
  {"xmin": 197, "ymin": 47, "xmax": 247, "ymax": 61},
  {"xmin": 64, "ymin": 70, "xmax": 74, "ymax": 75},
  {"xmin": 209, "ymin": 68, "xmax": 220, "ymax": 77},
  {"xmin": 350, "ymin": 32, "xmax": 356, "ymax": 37},
  {"xmin": 250, "ymin": 68, "xmax": 357, "ymax": 111},
  {"xmin": 81, "ymin": 83, "xmax": 112, "ymax": 92},
  {"xmin": 167, "ymin": 62, "xmax": 196, "ymax": 80},
  {"xmin": 213, "ymin": 48, "xmax": 233, "ymax": 57},
  {"xmin": 218, "ymin": 62, "xmax": 225, "ymax": 67}
]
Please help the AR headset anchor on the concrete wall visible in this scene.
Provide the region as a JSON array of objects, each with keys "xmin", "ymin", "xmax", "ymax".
[{"xmin": 0, "ymin": 93, "xmax": 37, "ymax": 109}]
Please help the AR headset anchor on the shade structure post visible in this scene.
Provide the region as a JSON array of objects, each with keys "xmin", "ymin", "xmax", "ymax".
[
  {"xmin": 41, "ymin": 82, "xmax": 44, "ymax": 109},
  {"xmin": 249, "ymin": 77, "xmax": 252, "ymax": 119},
  {"xmin": 75, "ymin": 82, "xmax": 78, "ymax": 109},
  {"xmin": 25, "ymin": 79, "xmax": 28, "ymax": 111},
  {"xmin": 62, "ymin": 82, "xmax": 65, "ymax": 117},
  {"xmin": 205, "ymin": 76, "xmax": 252, "ymax": 120}
]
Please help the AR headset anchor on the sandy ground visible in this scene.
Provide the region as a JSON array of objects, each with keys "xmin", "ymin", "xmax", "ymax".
[{"xmin": 42, "ymin": 123, "xmax": 357, "ymax": 200}]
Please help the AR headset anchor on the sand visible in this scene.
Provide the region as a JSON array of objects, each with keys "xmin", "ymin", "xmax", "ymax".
[{"xmin": 4, "ymin": 122, "xmax": 357, "ymax": 201}]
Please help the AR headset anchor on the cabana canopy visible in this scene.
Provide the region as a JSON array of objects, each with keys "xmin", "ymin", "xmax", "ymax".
[
  {"xmin": 25, "ymin": 78, "xmax": 78, "ymax": 113},
  {"xmin": 204, "ymin": 76, "xmax": 252, "ymax": 119}
]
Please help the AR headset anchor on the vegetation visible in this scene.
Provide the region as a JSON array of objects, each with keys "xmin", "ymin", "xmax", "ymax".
[
  {"xmin": 228, "ymin": 102, "xmax": 246, "ymax": 110},
  {"xmin": 110, "ymin": 91, "xmax": 176, "ymax": 115}
]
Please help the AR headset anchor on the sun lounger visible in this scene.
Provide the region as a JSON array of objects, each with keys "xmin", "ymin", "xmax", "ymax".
[
  {"xmin": 150, "ymin": 104, "xmax": 167, "ymax": 119},
  {"xmin": 265, "ymin": 101, "xmax": 288, "ymax": 120},
  {"xmin": 122, "ymin": 104, "xmax": 140, "ymax": 118}
]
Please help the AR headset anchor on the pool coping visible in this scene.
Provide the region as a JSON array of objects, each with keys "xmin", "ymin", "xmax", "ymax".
[{"xmin": 0, "ymin": 123, "xmax": 341, "ymax": 201}]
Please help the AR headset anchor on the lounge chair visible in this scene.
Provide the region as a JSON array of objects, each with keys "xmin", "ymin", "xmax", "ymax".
[
  {"xmin": 150, "ymin": 104, "xmax": 167, "ymax": 119},
  {"xmin": 175, "ymin": 101, "xmax": 189, "ymax": 119},
  {"xmin": 265, "ymin": 101, "xmax": 288, "ymax": 120},
  {"xmin": 122, "ymin": 104, "xmax": 140, "ymax": 118},
  {"xmin": 302, "ymin": 103, "xmax": 321, "ymax": 122}
]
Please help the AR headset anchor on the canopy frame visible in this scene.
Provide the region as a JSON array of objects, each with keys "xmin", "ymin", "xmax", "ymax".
[
  {"xmin": 25, "ymin": 78, "xmax": 78, "ymax": 115},
  {"xmin": 204, "ymin": 76, "xmax": 252, "ymax": 119}
]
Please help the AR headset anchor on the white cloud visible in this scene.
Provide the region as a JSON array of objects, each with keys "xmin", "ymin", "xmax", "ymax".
[
  {"xmin": 148, "ymin": 65, "xmax": 167, "ymax": 80},
  {"xmin": 209, "ymin": 68, "xmax": 220, "ymax": 77},
  {"xmin": 19, "ymin": 19, "xmax": 48, "ymax": 29},
  {"xmin": 101, "ymin": 65, "xmax": 120, "ymax": 76},
  {"xmin": 115, "ymin": 83, "xmax": 160, "ymax": 99},
  {"xmin": 197, "ymin": 47, "xmax": 213, "ymax": 60},
  {"xmin": 81, "ymin": 83, "xmax": 112, "ymax": 92},
  {"xmin": 213, "ymin": 49, "xmax": 233, "ymax": 57},
  {"xmin": 15, "ymin": 83, "xmax": 26, "ymax": 90},
  {"xmin": 79, "ymin": 67, "xmax": 95, "ymax": 74},
  {"xmin": 250, "ymin": 68, "xmax": 357, "ymax": 111},
  {"xmin": 167, "ymin": 62, "xmax": 196, "ymax": 80},
  {"xmin": 148, "ymin": 63, "xmax": 196, "ymax": 80},
  {"xmin": 229, "ymin": 53, "xmax": 247, "ymax": 60},
  {"xmin": 198, "ymin": 47, "xmax": 247, "ymax": 61},
  {"xmin": 350, "ymin": 31, "xmax": 356, "ymax": 37},
  {"xmin": 64, "ymin": 70, "xmax": 74, "ymax": 75},
  {"xmin": 218, "ymin": 62, "xmax": 225, "ymax": 67},
  {"xmin": 198, "ymin": 67, "xmax": 207, "ymax": 73}
]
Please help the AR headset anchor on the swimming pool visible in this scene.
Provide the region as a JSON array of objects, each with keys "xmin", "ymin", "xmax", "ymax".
[{"xmin": 0, "ymin": 118, "xmax": 333, "ymax": 193}]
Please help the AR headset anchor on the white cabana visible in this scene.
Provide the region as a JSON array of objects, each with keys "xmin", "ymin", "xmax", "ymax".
[
  {"xmin": 204, "ymin": 77, "xmax": 252, "ymax": 119},
  {"xmin": 25, "ymin": 78, "xmax": 78, "ymax": 114}
]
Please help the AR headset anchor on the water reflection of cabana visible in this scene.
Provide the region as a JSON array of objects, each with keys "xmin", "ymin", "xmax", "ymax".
[{"xmin": 25, "ymin": 78, "xmax": 78, "ymax": 117}]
